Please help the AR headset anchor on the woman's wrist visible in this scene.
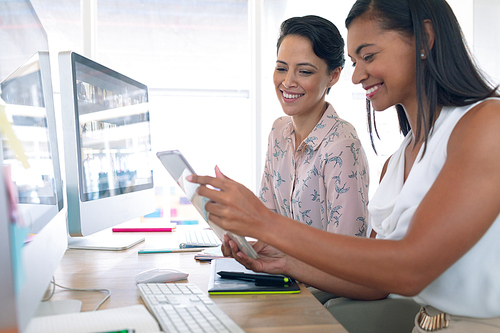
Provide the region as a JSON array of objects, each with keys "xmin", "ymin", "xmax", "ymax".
[{"xmin": 257, "ymin": 211, "xmax": 290, "ymax": 249}]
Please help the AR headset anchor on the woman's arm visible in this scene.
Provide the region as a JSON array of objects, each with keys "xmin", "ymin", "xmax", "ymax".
[
  {"xmin": 224, "ymin": 238, "xmax": 388, "ymax": 300},
  {"xmin": 191, "ymin": 100, "xmax": 500, "ymax": 296}
]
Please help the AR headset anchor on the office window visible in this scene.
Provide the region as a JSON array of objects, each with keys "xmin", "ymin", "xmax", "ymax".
[
  {"xmin": 95, "ymin": 0, "xmax": 253, "ymax": 194},
  {"xmin": 97, "ymin": 0, "xmax": 249, "ymax": 91},
  {"xmin": 0, "ymin": 0, "xmax": 50, "ymax": 80},
  {"xmin": 29, "ymin": 0, "xmax": 81, "ymax": 62}
]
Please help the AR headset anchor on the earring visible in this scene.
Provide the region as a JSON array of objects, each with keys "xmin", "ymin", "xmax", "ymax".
[{"xmin": 421, "ymin": 53, "xmax": 425, "ymax": 58}]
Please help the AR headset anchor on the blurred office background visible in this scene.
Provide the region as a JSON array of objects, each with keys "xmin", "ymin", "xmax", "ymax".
[{"xmin": 1, "ymin": 0, "xmax": 499, "ymax": 219}]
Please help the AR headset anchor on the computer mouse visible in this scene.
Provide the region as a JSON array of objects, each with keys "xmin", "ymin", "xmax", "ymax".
[{"xmin": 135, "ymin": 268, "xmax": 189, "ymax": 284}]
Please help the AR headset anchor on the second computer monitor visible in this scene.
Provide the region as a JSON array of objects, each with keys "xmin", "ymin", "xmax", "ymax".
[
  {"xmin": 0, "ymin": 51, "xmax": 67, "ymax": 333},
  {"xmin": 59, "ymin": 51, "xmax": 154, "ymax": 248}
]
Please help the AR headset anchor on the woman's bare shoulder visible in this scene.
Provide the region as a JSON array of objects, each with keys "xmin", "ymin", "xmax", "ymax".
[
  {"xmin": 465, "ymin": 98, "xmax": 500, "ymax": 121},
  {"xmin": 449, "ymin": 98, "xmax": 500, "ymax": 154}
]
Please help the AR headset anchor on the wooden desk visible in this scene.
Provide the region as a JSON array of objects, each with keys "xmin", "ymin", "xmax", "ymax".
[{"xmin": 53, "ymin": 231, "xmax": 347, "ymax": 332}]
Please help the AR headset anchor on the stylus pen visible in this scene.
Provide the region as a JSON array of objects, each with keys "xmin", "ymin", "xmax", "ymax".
[
  {"xmin": 112, "ymin": 228, "xmax": 174, "ymax": 232},
  {"xmin": 218, "ymin": 271, "xmax": 292, "ymax": 284},
  {"xmin": 138, "ymin": 247, "xmax": 207, "ymax": 254}
]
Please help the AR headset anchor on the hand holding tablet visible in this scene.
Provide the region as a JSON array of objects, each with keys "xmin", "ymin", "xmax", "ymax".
[{"xmin": 156, "ymin": 150, "xmax": 259, "ymax": 259}]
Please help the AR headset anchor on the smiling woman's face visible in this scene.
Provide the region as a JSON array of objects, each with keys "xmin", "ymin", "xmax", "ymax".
[
  {"xmin": 347, "ymin": 17, "xmax": 417, "ymax": 112},
  {"xmin": 273, "ymin": 35, "xmax": 337, "ymax": 120}
]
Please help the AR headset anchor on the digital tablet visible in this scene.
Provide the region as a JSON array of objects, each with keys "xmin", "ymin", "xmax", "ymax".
[{"xmin": 156, "ymin": 150, "xmax": 259, "ymax": 259}]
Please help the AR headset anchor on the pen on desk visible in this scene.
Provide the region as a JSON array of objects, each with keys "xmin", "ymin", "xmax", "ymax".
[
  {"xmin": 138, "ymin": 247, "xmax": 207, "ymax": 254},
  {"xmin": 112, "ymin": 227, "xmax": 174, "ymax": 232},
  {"xmin": 217, "ymin": 271, "xmax": 292, "ymax": 285}
]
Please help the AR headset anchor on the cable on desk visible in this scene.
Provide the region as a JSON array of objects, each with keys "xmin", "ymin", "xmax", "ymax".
[
  {"xmin": 43, "ymin": 276, "xmax": 111, "ymax": 311},
  {"xmin": 42, "ymin": 276, "xmax": 56, "ymax": 302}
]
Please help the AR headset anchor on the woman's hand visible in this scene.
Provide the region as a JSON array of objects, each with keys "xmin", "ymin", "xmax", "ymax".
[
  {"xmin": 222, "ymin": 235, "xmax": 290, "ymax": 276},
  {"xmin": 187, "ymin": 166, "xmax": 273, "ymax": 240},
  {"xmin": 222, "ymin": 234, "xmax": 388, "ymax": 300}
]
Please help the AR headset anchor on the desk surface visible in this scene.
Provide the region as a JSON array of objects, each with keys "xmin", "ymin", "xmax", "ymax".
[{"xmin": 53, "ymin": 230, "xmax": 347, "ymax": 332}]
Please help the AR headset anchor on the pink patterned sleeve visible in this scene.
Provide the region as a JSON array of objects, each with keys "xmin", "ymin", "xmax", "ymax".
[{"xmin": 323, "ymin": 138, "xmax": 369, "ymax": 237}]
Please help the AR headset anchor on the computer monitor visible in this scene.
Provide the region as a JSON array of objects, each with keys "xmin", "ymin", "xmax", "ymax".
[
  {"xmin": 59, "ymin": 51, "xmax": 155, "ymax": 250},
  {"xmin": 0, "ymin": 51, "xmax": 68, "ymax": 333},
  {"xmin": 0, "ymin": 168, "xmax": 17, "ymax": 333}
]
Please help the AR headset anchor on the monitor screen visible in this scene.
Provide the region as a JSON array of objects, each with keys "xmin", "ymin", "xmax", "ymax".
[
  {"xmin": 0, "ymin": 51, "xmax": 67, "ymax": 333},
  {"xmin": 74, "ymin": 57, "xmax": 153, "ymax": 202},
  {"xmin": 60, "ymin": 51, "xmax": 154, "ymax": 243},
  {"xmin": 0, "ymin": 51, "xmax": 63, "ymax": 233}
]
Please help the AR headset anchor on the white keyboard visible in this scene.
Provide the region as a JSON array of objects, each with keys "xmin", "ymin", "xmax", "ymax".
[
  {"xmin": 179, "ymin": 228, "xmax": 222, "ymax": 248},
  {"xmin": 138, "ymin": 283, "xmax": 244, "ymax": 333}
]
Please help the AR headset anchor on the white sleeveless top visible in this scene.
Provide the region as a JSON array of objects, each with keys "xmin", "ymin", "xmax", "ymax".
[{"xmin": 369, "ymin": 99, "xmax": 500, "ymax": 317}]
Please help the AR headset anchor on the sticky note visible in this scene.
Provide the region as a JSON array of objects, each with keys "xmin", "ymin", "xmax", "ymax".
[{"xmin": 0, "ymin": 101, "xmax": 30, "ymax": 169}]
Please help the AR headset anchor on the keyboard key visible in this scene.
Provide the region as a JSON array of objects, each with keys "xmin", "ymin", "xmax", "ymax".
[
  {"xmin": 179, "ymin": 229, "xmax": 222, "ymax": 248},
  {"xmin": 138, "ymin": 282, "xmax": 244, "ymax": 333}
]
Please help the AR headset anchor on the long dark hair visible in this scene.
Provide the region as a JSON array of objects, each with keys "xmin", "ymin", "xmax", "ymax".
[
  {"xmin": 346, "ymin": 0, "xmax": 499, "ymax": 154},
  {"xmin": 278, "ymin": 15, "xmax": 345, "ymax": 94}
]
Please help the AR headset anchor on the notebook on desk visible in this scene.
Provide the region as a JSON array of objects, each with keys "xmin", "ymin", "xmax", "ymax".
[
  {"xmin": 208, "ymin": 258, "xmax": 301, "ymax": 295},
  {"xmin": 25, "ymin": 304, "xmax": 161, "ymax": 333}
]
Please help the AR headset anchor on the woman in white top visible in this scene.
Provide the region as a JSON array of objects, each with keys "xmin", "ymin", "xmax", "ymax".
[{"xmin": 188, "ymin": 0, "xmax": 500, "ymax": 331}]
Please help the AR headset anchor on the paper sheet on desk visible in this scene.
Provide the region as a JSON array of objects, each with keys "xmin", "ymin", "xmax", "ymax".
[{"xmin": 25, "ymin": 304, "xmax": 161, "ymax": 333}]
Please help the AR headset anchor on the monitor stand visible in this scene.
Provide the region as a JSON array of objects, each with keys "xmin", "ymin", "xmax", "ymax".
[{"xmin": 67, "ymin": 228, "xmax": 145, "ymax": 251}]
